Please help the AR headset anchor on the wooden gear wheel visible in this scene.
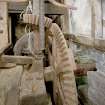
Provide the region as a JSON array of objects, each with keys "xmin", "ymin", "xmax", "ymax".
[{"xmin": 22, "ymin": 14, "xmax": 78, "ymax": 105}]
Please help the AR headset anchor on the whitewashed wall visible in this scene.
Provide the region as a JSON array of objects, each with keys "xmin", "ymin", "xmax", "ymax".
[
  {"xmin": 65, "ymin": 0, "xmax": 103, "ymax": 38},
  {"xmin": 65, "ymin": 0, "xmax": 92, "ymax": 37}
]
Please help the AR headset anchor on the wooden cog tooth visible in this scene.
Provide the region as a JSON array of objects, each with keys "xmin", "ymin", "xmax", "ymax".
[
  {"xmin": 65, "ymin": 97, "xmax": 77, "ymax": 105},
  {"xmin": 63, "ymin": 81, "xmax": 76, "ymax": 89},
  {"xmin": 59, "ymin": 42, "xmax": 66, "ymax": 50},
  {"xmin": 61, "ymin": 64, "xmax": 73, "ymax": 74},
  {"xmin": 59, "ymin": 38, "xmax": 66, "ymax": 44},
  {"xmin": 59, "ymin": 51, "xmax": 68, "ymax": 57},
  {"xmin": 53, "ymin": 29, "xmax": 61, "ymax": 36},
  {"xmin": 55, "ymin": 36, "xmax": 61, "ymax": 43},
  {"xmin": 61, "ymin": 67, "xmax": 73, "ymax": 73},
  {"xmin": 59, "ymin": 46, "xmax": 66, "ymax": 53},
  {"xmin": 44, "ymin": 17, "xmax": 52, "ymax": 28},
  {"xmin": 61, "ymin": 61, "xmax": 71, "ymax": 67},
  {"xmin": 62, "ymin": 75, "xmax": 73, "ymax": 80},
  {"xmin": 58, "ymin": 37, "xmax": 65, "ymax": 44},
  {"xmin": 61, "ymin": 56, "xmax": 69, "ymax": 62},
  {"xmin": 60, "ymin": 61, "xmax": 73, "ymax": 72},
  {"xmin": 52, "ymin": 23, "xmax": 61, "ymax": 36},
  {"xmin": 60, "ymin": 54, "xmax": 68, "ymax": 60},
  {"xmin": 63, "ymin": 87, "xmax": 76, "ymax": 92},
  {"xmin": 60, "ymin": 70, "xmax": 72, "ymax": 75},
  {"xmin": 65, "ymin": 93, "xmax": 77, "ymax": 101},
  {"xmin": 55, "ymin": 30, "xmax": 61, "ymax": 36},
  {"xmin": 55, "ymin": 33, "xmax": 62, "ymax": 39}
]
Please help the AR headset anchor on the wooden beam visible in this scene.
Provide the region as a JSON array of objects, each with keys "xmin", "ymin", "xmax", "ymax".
[
  {"xmin": 45, "ymin": 2, "xmax": 66, "ymax": 15},
  {"xmin": 8, "ymin": 2, "xmax": 66, "ymax": 14},
  {"xmin": 0, "ymin": 55, "xmax": 33, "ymax": 64},
  {"xmin": 64, "ymin": 33, "xmax": 105, "ymax": 52},
  {"xmin": 44, "ymin": 63, "xmax": 96, "ymax": 81},
  {"xmin": 47, "ymin": 0, "xmax": 77, "ymax": 10},
  {"xmin": 74, "ymin": 63, "xmax": 96, "ymax": 76},
  {"xmin": 0, "ymin": 0, "xmax": 27, "ymax": 2},
  {"xmin": 91, "ymin": 0, "xmax": 103, "ymax": 38}
]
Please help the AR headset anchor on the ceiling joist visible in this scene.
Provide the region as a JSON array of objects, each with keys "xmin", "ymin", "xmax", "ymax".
[{"xmin": 0, "ymin": 0, "xmax": 27, "ymax": 2}]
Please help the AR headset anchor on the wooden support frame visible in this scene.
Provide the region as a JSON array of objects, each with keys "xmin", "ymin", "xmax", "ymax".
[
  {"xmin": 0, "ymin": 55, "xmax": 33, "ymax": 64},
  {"xmin": 8, "ymin": 2, "xmax": 66, "ymax": 14},
  {"xmin": 91, "ymin": 0, "xmax": 103, "ymax": 38},
  {"xmin": 0, "ymin": 0, "xmax": 27, "ymax": 2},
  {"xmin": 65, "ymin": 33, "xmax": 105, "ymax": 52}
]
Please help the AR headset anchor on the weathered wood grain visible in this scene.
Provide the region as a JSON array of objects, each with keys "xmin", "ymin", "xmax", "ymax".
[
  {"xmin": 8, "ymin": 2, "xmax": 66, "ymax": 14},
  {"xmin": 0, "ymin": 2, "xmax": 8, "ymax": 53},
  {"xmin": 0, "ymin": 55, "xmax": 33, "ymax": 65},
  {"xmin": 23, "ymin": 14, "xmax": 78, "ymax": 105},
  {"xmin": 20, "ymin": 58, "xmax": 50, "ymax": 105},
  {"xmin": 0, "ymin": 66, "xmax": 23, "ymax": 105},
  {"xmin": 65, "ymin": 33, "xmax": 105, "ymax": 52},
  {"xmin": 0, "ymin": 0, "xmax": 27, "ymax": 2}
]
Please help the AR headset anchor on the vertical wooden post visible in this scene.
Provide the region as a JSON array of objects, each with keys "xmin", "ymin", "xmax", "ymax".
[
  {"xmin": 33, "ymin": 0, "xmax": 45, "ymax": 52},
  {"xmin": 91, "ymin": 0, "xmax": 103, "ymax": 39},
  {"xmin": 33, "ymin": 0, "xmax": 39, "ymax": 15},
  {"xmin": 39, "ymin": 0, "xmax": 45, "ymax": 50},
  {"xmin": 62, "ymin": 0, "xmax": 71, "ymax": 33},
  {"xmin": 33, "ymin": 0, "xmax": 40, "ymax": 52}
]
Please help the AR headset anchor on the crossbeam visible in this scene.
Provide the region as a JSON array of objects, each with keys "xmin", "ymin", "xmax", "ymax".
[
  {"xmin": 0, "ymin": 0, "xmax": 27, "ymax": 2},
  {"xmin": 0, "ymin": 55, "xmax": 33, "ymax": 64},
  {"xmin": 64, "ymin": 33, "xmax": 105, "ymax": 52},
  {"xmin": 8, "ymin": 2, "xmax": 66, "ymax": 14}
]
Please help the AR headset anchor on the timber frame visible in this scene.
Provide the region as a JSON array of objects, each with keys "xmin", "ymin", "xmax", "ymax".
[
  {"xmin": 64, "ymin": 33, "xmax": 105, "ymax": 52},
  {"xmin": 1, "ymin": 0, "xmax": 105, "ymax": 52}
]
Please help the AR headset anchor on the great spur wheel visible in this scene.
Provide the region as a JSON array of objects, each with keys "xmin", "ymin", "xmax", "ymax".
[{"xmin": 19, "ymin": 14, "xmax": 78, "ymax": 105}]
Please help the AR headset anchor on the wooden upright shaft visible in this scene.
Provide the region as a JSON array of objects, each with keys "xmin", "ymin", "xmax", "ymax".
[
  {"xmin": 33, "ymin": 0, "xmax": 40, "ymax": 52},
  {"xmin": 33, "ymin": 0, "xmax": 40, "ymax": 15}
]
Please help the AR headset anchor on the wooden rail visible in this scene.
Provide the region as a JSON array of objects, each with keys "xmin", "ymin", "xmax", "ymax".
[
  {"xmin": 0, "ymin": 55, "xmax": 33, "ymax": 64},
  {"xmin": 0, "ymin": 0, "xmax": 27, "ymax": 2},
  {"xmin": 64, "ymin": 33, "xmax": 105, "ymax": 52},
  {"xmin": 8, "ymin": 2, "xmax": 66, "ymax": 14}
]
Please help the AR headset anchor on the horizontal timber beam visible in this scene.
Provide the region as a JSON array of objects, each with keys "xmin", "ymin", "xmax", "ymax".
[
  {"xmin": 0, "ymin": 55, "xmax": 33, "ymax": 64},
  {"xmin": 0, "ymin": 0, "xmax": 27, "ymax": 2},
  {"xmin": 44, "ymin": 64, "xmax": 96, "ymax": 81},
  {"xmin": 8, "ymin": 2, "xmax": 66, "ymax": 14},
  {"xmin": 64, "ymin": 33, "xmax": 105, "ymax": 52}
]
